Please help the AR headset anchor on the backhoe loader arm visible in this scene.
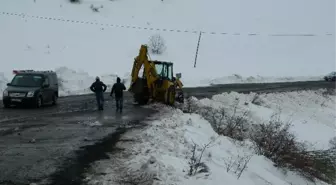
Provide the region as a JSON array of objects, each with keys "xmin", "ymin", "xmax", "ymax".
[{"xmin": 129, "ymin": 45, "xmax": 159, "ymax": 91}]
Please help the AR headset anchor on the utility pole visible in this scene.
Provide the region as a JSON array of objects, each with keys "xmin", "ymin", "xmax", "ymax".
[{"xmin": 194, "ymin": 31, "xmax": 202, "ymax": 68}]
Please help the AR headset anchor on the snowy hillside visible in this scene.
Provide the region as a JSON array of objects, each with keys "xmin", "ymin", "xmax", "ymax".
[
  {"xmin": 84, "ymin": 90, "xmax": 336, "ymax": 185},
  {"xmin": 0, "ymin": 0, "xmax": 334, "ymax": 87}
]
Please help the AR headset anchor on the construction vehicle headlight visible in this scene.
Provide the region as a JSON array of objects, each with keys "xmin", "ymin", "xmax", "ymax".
[
  {"xmin": 27, "ymin": 91, "xmax": 35, "ymax": 97},
  {"xmin": 3, "ymin": 90, "xmax": 8, "ymax": 97}
]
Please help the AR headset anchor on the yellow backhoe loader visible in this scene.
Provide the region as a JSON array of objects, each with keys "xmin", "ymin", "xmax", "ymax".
[{"xmin": 128, "ymin": 45, "xmax": 184, "ymax": 105}]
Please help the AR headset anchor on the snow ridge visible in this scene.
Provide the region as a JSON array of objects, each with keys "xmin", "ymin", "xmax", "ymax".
[
  {"xmin": 55, "ymin": 66, "xmax": 130, "ymax": 97},
  {"xmin": 205, "ymin": 74, "xmax": 324, "ymax": 86}
]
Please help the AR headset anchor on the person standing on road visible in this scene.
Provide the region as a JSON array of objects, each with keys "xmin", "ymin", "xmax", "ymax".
[
  {"xmin": 90, "ymin": 76, "xmax": 107, "ymax": 110},
  {"xmin": 110, "ymin": 77, "xmax": 126, "ymax": 113}
]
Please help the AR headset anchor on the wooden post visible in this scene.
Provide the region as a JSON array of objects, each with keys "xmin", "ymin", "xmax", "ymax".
[{"xmin": 194, "ymin": 31, "xmax": 202, "ymax": 68}]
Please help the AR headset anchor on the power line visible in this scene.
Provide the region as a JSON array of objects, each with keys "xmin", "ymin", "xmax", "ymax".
[{"xmin": 1, "ymin": 11, "xmax": 333, "ymax": 37}]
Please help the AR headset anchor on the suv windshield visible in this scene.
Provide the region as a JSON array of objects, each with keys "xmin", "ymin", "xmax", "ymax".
[{"xmin": 10, "ymin": 74, "xmax": 44, "ymax": 87}]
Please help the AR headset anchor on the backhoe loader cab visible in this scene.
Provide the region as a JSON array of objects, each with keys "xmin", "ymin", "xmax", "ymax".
[
  {"xmin": 129, "ymin": 45, "xmax": 184, "ymax": 105},
  {"xmin": 153, "ymin": 61, "xmax": 174, "ymax": 81}
]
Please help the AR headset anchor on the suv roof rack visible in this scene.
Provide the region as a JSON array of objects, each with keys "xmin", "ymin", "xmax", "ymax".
[{"xmin": 13, "ymin": 70, "xmax": 55, "ymax": 74}]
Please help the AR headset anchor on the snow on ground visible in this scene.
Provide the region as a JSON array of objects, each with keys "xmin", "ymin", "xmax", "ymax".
[
  {"xmin": 55, "ymin": 66, "xmax": 129, "ymax": 97},
  {"xmin": 196, "ymin": 89, "xmax": 336, "ymax": 150},
  {"xmin": 0, "ymin": 73, "xmax": 9, "ymax": 100},
  {"xmin": 0, "ymin": 0, "xmax": 334, "ymax": 88},
  {"xmin": 205, "ymin": 75, "xmax": 324, "ymax": 86},
  {"xmin": 84, "ymin": 90, "xmax": 335, "ymax": 185}
]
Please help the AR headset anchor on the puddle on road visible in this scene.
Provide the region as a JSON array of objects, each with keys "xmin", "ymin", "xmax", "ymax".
[
  {"xmin": 82, "ymin": 120, "xmax": 102, "ymax": 127},
  {"xmin": 62, "ymin": 113, "xmax": 131, "ymax": 127},
  {"xmin": 103, "ymin": 115, "xmax": 130, "ymax": 120}
]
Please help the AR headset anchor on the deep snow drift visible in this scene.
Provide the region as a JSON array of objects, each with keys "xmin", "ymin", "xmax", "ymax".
[
  {"xmin": 84, "ymin": 89, "xmax": 335, "ymax": 185},
  {"xmin": 196, "ymin": 90, "xmax": 336, "ymax": 150},
  {"xmin": 0, "ymin": 0, "xmax": 334, "ymax": 87},
  {"xmin": 0, "ymin": 73, "xmax": 8, "ymax": 99},
  {"xmin": 55, "ymin": 66, "xmax": 130, "ymax": 97}
]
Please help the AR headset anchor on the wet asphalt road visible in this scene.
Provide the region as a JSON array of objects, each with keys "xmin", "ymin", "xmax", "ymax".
[
  {"xmin": 0, "ymin": 96, "xmax": 155, "ymax": 185},
  {"xmin": 0, "ymin": 80, "xmax": 335, "ymax": 185},
  {"xmin": 183, "ymin": 80, "xmax": 336, "ymax": 98}
]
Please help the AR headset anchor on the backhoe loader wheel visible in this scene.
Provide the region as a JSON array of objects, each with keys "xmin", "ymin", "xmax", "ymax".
[
  {"xmin": 134, "ymin": 93, "xmax": 149, "ymax": 105},
  {"xmin": 165, "ymin": 85, "xmax": 175, "ymax": 106},
  {"xmin": 176, "ymin": 90, "xmax": 184, "ymax": 103}
]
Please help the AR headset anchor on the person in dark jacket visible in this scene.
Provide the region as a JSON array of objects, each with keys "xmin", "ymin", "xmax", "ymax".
[
  {"xmin": 90, "ymin": 76, "xmax": 107, "ymax": 110},
  {"xmin": 110, "ymin": 77, "xmax": 126, "ymax": 112}
]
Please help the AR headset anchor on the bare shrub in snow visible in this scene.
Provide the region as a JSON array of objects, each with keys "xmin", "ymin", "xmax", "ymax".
[
  {"xmin": 148, "ymin": 34, "xmax": 166, "ymax": 55},
  {"xmin": 320, "ymin": 100, "xmax": 328, "ymax": 107},
  {"xmin": 250, "ymin": 113, "xmax": 326, "ymax": 183},
  {"xmin": 114, "ymin": 169, "xmax": 155, "ymax": 185},
  {"xmin": 250, "ymin": 113, "xmax": 295, "ymax": 160},
  {"xmin": 307, "ymin": 149, "xmax": 336, "ymax": 184},
  {"xmin": 224, "ymin": 154, "xmax": 252, "ymax": 179},
  {"xmin": 320, "ymin": 89, "xmax": 335, "ymax": 107},
  {"xmin": 188, "ymin": 139, "xmax": 216, "ymax": 176},
  {"xmin": 90, "ymin": 4, "xmax": 103, "ymax": 12},
  {"xmin": 224, "ymin": 105, "xmax": 249, "ymax": 141},
  {"xmin": 322, "ymin": 88, "xmax": 336, "ymax": 96},
  {"xmin": 199, "ymin": 102, "xmax": 249, "ymax": 141},
  {"xmin": 251, "ymin": 93, "xmax": 264, "ymax": 106},
  {"xmin": 182, "ymin": 95, "xmax": 198, "ymax": 113},
  {"xmin": 329, "ymin": 137, "xmax": 336, "ymax": 150}
]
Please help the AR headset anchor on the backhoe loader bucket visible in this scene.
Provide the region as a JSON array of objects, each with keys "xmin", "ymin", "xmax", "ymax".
[{"xmin": 129, "ymin": 78, "xmax": 149, "ymax": 105}]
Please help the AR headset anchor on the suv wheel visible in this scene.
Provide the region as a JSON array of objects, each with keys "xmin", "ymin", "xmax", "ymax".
[
  {"xmin": 52, "ymin": 94, "xmax": 58, "ymax": 105},
  {"xmin": 36, "ymin": 96, "xmax": 43, "ymax": 108}
]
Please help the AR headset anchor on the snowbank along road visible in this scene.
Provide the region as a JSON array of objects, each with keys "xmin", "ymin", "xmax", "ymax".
[{"xmin": 0, "ymin": 80, "xmax": 334, "ymax": 185}]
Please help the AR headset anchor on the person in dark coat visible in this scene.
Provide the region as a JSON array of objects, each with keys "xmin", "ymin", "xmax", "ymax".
[
  {"xmin": 90, "ymin": 76, "xmax": 107, "ymax": 110},
  {"xmin": 110, "ymin": 77, "xmax": 126, "ymax": 112}
]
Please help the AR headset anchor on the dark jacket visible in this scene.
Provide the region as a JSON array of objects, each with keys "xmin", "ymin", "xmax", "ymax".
[
  {"xmin": 110, "ymin": 78, "xmax": 126, "ymax": 98},
  {"xmin": 90, "ymin": 80, "xmax": 107, "ymax": 93}
]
